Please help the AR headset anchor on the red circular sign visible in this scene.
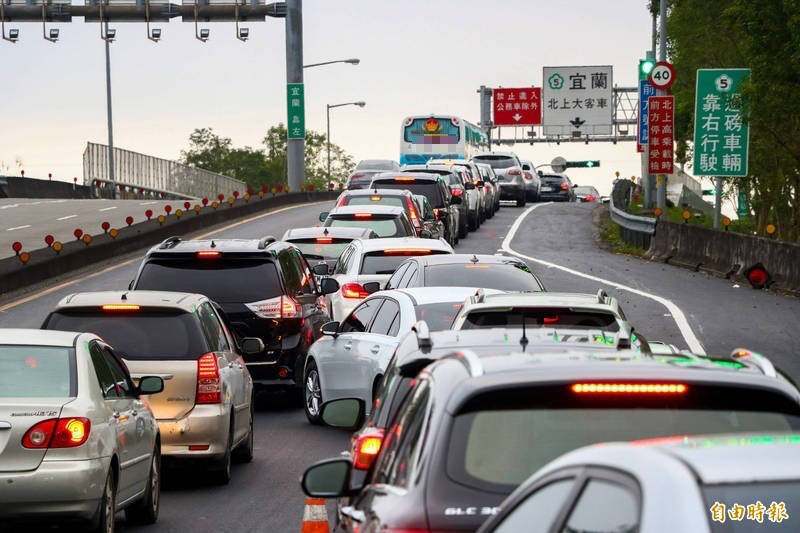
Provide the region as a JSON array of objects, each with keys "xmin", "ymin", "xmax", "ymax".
[{"xmin": 648, "ymin": 61, "xmax": 676, "ymax": 90}]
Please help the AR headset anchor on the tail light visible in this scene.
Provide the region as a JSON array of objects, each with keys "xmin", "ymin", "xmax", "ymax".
[
  {"xmin": 561, "ymin": 182, "xmax": 569, "ymax": 191},
  {"xmin": 484, "ymin": 185, "xmax": 490, "ymax": 193},
  {"xmin": 341, "ymin": 283, "xmax": 370, "ymax": 299},
  {"xmin": 450, "ymin": 187, "xmax": 463, "ymax": 197},
  {"xmin": 384, "ymin": 248, "xmax": 431, "ymax": 255},
  {"xmin": 571, "ymin": 382, "xmax": 687, "ymax": 394},
  {"xmin": 523, "ymin": 172, "xmax": 533, "ymax": 180},
  {"xmin": 245, "ymin": 296, "xmax": 300, "ymax": 318},
  {"xmin": 586, "ymin": 195, "xmax": 596, "ymax": 202},
  {"xmin": 394, "ymin": 177, "xmax": 415, "ymax": 182},
  {"xmin": 22, "ymin": 418, "xmax": 91, "ymax": 448},
  {"xmin": 405, "ymin": 197, "xmax": 420, "ymax": 223},
  {"xmin": 316, "ymin": 237, "xmax": 333, "ymax": 244},
  {"xmin": 433, "ymin": 208, "xmax": 441, "ymax": 220},
  {"xmin": 508, "ymin": 168, "xmax": 522, "ymax": 176},
  {"xmin": 196, "ymin": 251, "xmax": 221, "ymax": 259},
  {"xmin": 354, "ymin": 213, "xmax": 373, "ymax": 219},
  {"xmin": 351, "ymin": 428, "xmax": 385, "ymax": 470},
  {"xmin": 102, "ymin": 304, "xmax": 140, "ymax": 312},
  {"xmin": 196, "ymin": 353, "xmax": 221, "ymax": 404}
]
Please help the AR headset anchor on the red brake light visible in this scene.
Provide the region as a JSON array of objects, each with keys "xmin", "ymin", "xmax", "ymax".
[
  {"xmin": 196, "ymin": 250, "xmax": 221, "ymax": 258},
  {"xmin": 337, "ymin": 196, "xmax": 347, "ymax": 206},
  {"xmin": 102, "ymin": 304, "xmax": 140, "ymax": 312},
  {"xmin": 561, "ymin": 182, "xmax": 569, "ymax": 190},
  {"xmin": 450, "ymin": 187, "xmax": 463, "ymax": 197},
  {"xmin": 484, "ymin": 185, "xmax": 490, "ymax": 193},
  {"xmin": 571, "ymin": 383, "xmax": 688, "ymax": 394},
  {"xmin": 352, "ymin": 429, "xmax": 385, "ymax": 470},
  {"xmin": 316, "ymin": 237, "xmax": 333, "ymax": 244},
  {"xmin": 508, "ymin": 168, "xmax": 522, "ymax": 176},
  {"xmin": 383, "ymin": 248, "xmax": 431, "ymax": 255},
  {"xmin": 23, "ymin": 418, "xmax": 91, "ymax": 449},
  {"xmin": 281, "ymin": 296, "xmax": 299, "ymax": 318},
  {"xmin": 586, "ymin": 195, "xmax": 596, "ymax": 202},
  {"xmin": 543, "ymin": 315, "xmax": 559, "ymax": 324},
  {"xmin": 196, "ymin": 353, "xmax": 221, "ymax": 404},
  {"xmin": 245, "ymin": 296, "xmax": 298, "ymax": 318},
  {"xmin": 405, "ymin": 197, "xmax": 419, "ymax": 222},
  {"xmin": 354, "ymin": 213, "xmax": 373, "ymax": 219},
  {"xmin": 524, "ymin": 172, "xmax": 533, "ymax": 180},
  {"xmin": 341, "ymin": 282, "xmax": 370, "ymax": 299}
]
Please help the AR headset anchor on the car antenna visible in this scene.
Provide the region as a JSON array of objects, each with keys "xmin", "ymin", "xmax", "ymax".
[
  {"xmin": 210, "ymin": 240, "xmax": 216, "ymax": 248},
  {"xmin": 470, "ymin": 254, "xmax": 479, "ymax": 264},
  {"xmin": 323, "ymin": 228, "xmax": 329, "ymax": 236},
  {"xmin": 520, "ymin": 312, "xmax": 529, "ymax": 352},
  {"xmin": 120, "ymin": 292, "xmax": 128, "ymax": 301}
]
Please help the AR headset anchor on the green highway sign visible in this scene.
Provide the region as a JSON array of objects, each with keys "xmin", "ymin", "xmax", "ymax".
[
  {"xmin": 692, "ymin": 69, "xmax": 750, "ymax": 177},
  {"xmin": 566, "ymin": 160, "xmax": 600, "ymax": 168},
  {"xmin": 286, "ymin": 83, "xmax": 305, "ymax": 139}
]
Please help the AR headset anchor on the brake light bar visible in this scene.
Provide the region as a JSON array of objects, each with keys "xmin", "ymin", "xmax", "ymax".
[
  {"xmin": 316, "ymin": 237, "xmax": 333, "ymax": 244},
  {"xmin": 102, "ymin": 304, "xmax": 140, "ymax": 311},
  {"xmin": 571, "ymin": 383, "xmax": 688, "ymax": 394},
  {"xmin": 371, "ymin": 196, "xmax": 382, "ymax": 201},
  {"xmin": 383, "ymin": 248, "xmax": 432, "ymax": 255},
  {"xmin": 394, "ymin": 177, "xmax": 415, "ymax": 182},
  {"xmin": 196, "ymin": 251, "xmax": 221, "ymax": 258},
  {"xmin": 354, "ymin": 213, "xmax": 373, "ymax": 219}
]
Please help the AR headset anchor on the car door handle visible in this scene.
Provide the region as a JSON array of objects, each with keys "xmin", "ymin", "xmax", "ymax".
[
  {"xmin": 370, "ymin": 345, "xmax": 380, "ymax": 354},
  {"xmin": 344, "ymin": 341, "xmax": 352, "ymax": 350}
]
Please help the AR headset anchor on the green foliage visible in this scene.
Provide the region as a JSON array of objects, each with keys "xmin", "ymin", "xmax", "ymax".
[
  {"xmin": 180, "ymin": 124, "xmax": 355, "ymax": 191},
  {"xmin": 668, "ymin": 0, "xmax": 800, "ymax": 242}
]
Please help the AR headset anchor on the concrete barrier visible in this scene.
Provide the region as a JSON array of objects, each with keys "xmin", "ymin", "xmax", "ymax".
[
  {"xmin": 0, "ymin": 176, "xmax": 94, "ymax": 199},
  {"xmin": 645, "ymin": 219, "xmax": 800, "ymax": 294},
  {"xmin": 0, "ymin": 191, "xmax": 337, "ymax": 296}
]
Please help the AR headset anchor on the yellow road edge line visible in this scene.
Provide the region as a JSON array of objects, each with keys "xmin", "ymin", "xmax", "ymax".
[{"xmin": 0, "ymin": 200, "xmax": 330, "ymax": 313}]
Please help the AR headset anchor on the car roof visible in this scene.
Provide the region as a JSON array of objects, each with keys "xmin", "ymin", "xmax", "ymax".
[
  {"xmin": 328, "ymin": 205, "xmax": 405, "ymax": 216},
  {"xmin": 144, "ymin": 237, "xmax": 285, "ymax": 255},
  {"xmin": 474, "ymin": 151, "xmax": 517, "ymax": 158},
  {"xmin": 0, "ymin": 328, "xmax": 82, "ymax": 346},
  {"xmin": 466, "ymin": 292, "xmax": 615, "ymax": 310},
  {"xmin": 283, "ymin": 226, "xmax": 375, "ymax": 240},
  {"xmin": 373, "ymin": 286, "xmax": 503, "ymax": 306},
  {"xmin": 52, "ymin": 290, "xmax": 206, "ymax": 312},
  {"xmin": 402, "ymin": 164, "xmax": 458, "ymax": 173},
  {"xmin": 357, "ymin": 237, "xmax": 453, "ymax": 253},
  {"xmin": 371, "ymin": 172, "xmax": 441, "ymax": 182},
  {"xmin": 338, "ymin": 188, "xmax": 412, "ymax": 197},
  {"xmin": 411, "ymin": 253, "xmax": 525, "ymax": 267}
]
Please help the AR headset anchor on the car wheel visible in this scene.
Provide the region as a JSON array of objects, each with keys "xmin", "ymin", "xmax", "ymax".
[
  {"xmin": 210, "ymin": 419, "xmax": 233, "ymax": 485},
  {"xmin": 458, "ymin": 220, "xmax": 468, "ymax": 239},
  {"xmin": 468, "ymin": 212, "xmax": 478, "ymax": 231},
  {"xmin": 125, "ymin": 445, "xmax": 160, "ymax": 525},
  {"xmin": 304, "ymin": 360, "xmax": 323, "ymax": 425},
  {"xmin": 233, "ymin": 402, "xmax": 254, "ymax": 463},
  {"xmin": 91, "ymin": 469, "xmax": 116, "ymax": 533}
]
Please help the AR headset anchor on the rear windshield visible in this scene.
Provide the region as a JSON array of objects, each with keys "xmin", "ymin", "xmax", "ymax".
[
  {"xmin": 447, "ymin": 385, "xmax": 800, "ymax": 494},
  {"xmin": 416, "ymin": 302, "xmax": 463, "ymax": 331},
  {"xmin": 360, "ymin": 251, "xmax": 448, "ymax": 275},
  {"xmin": 135, "ymin": 259, "xmax": 282, "ymax": 303},
  {"xmin": 44, "ymin": 309, "xmax": 208, "ymax": 361},
  {"xmin": 472, "ymin": 155, "xmax": 517, "ymax": 169},
  {"xmin": 574, "ymin": 186, "xmax": 598, "ymax": 195},
  {"xmin": 404, "ymin": 118, "xmax": 460, "ymax": 144},
  {"xmin": 371, "ymin": 181, "xmax": 445, "ymax": 208},
  {"xmin": 326, "ymin": 217, "xmax": 408, "ymax": 238},
  {"xmin": 704, "ymin": 480, "xmax": 800, "ymax": 532},
  {"xmin": 344, "ymin": 196, "xmax": 405, "ymax": 209},
  {"xmin": 289, "ymin": 239, "xmax": 351, "ymax": 261},
  {"xmin": 542, "ymin": 175, "xmax": 566, "ymax": 185},
  {"xmin": 462, "ymin": 308, "xmax": 618, "ymax": 331},
  {"xmin": 0, "ymin": 345, "xmax": 75, "ymax": 398},
  {"xmin": 424, "ymin": 263, "xmax": 543, "ymax": 292}
]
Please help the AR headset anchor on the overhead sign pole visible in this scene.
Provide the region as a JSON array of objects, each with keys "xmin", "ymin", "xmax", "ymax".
[{"xmin": 285, "ymin": 0, "xmax": 304, "ymax": 191}]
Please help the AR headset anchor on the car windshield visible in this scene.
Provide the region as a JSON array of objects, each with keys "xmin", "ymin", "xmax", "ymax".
[
  {"xmin": 371, "ymin": 180, "xmax": 445, "ymax": 208},
  {"xmin": 462, "ymin": 307, "xmax": 619, "ymax": 331},
  {"xmin": 472, "ymin": 155, "xmax": 517, "ymax": 169},
  {"xmin": 289, "ymin": 239, "xmax": 352, "ymax": 261},
  {"xmin": 326, "ymin": 217, "xmax": 408, "ymax": 238},
  {"xmin": 134, "ymin": 259, "xmax": 282, "ymax": 303},
  {"xmin": 424, "ymin": 263, "xmax": 543, "ymax": 291},
  {"xmin": 415, "ymin": 302, "xmax": 463, "ymax": 331},
  {"xmin": 0, "ymin": 345, "xmax": 75, "ymax": 398},
  {"xmin": 447, "ymin": 385, "xmax": 800, "ymax": 494},
  {"xmin": 360, "ymin": 251, "xmax": 448, "ymax": 275},
  {"xmin": 44, "ymin": 309, "xmax": 209, "ymax": 360},
  {"xmin": 703, "ymin": 480, "xmax": 800, "ymax": 532},
  {"xmin": 344, "ymin": 195, "xmax": 406, "ymax": 208}
]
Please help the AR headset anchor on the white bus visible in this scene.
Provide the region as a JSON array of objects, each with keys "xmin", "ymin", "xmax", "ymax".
[{"xmin": 399, "ymin": 114, "xmax": 488, "ymax": 165}]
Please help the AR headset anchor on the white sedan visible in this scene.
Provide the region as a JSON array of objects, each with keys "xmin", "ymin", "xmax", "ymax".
[{"xmin": 302, "ymin": 287, "xmax": 498, "ymax": 424}]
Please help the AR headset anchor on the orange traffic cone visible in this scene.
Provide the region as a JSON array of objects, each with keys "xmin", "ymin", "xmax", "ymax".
[{"xmin": 301, "ymin": 498, "xmax": 330, "ymax": 533}]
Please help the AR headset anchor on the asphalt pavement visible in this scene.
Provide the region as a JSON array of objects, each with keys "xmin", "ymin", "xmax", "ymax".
[{"xmin": 2, "ymin": 199, "xmax": 799, "ymax": 531}]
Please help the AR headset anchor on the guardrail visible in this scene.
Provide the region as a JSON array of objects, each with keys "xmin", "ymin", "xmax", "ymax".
[{"xmin": 608, "ymin": 179, "xmax": 656, "ymax": 248}]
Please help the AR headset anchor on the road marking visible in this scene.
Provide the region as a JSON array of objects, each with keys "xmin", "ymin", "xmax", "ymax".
[
  {"xmin": 6, "ymin": 225, "xmax": 31, "ymax": 231},
  {"xmin": 56, "ymin": 214, "xmax": 77, "ymax": 221},
  {"xmin": 1, "ymin": 204, "xmax": 20, "ymax": 210},
  {"xmin": 99, "ymin": 206, "xmax": 117, "ymax": 212},
  {"xmin": 139, "ymin": 201, "xmax": 157, "ymax": 205},
  {"xmin": 0, "ymin": 201, "xmax": 330, "ymax": 313},
  {"xmin": 500, "ymin": 203, "xmax": 706, "ymax": 354}
]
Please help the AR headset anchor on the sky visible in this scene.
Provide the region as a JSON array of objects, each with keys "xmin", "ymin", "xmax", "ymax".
[{"xmin": 1, "ymin": 0, "xmax": 666, "ymax": 195}]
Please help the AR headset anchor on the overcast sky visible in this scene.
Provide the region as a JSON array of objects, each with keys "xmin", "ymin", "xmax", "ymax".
[{"xmin": 1, "ymin": 0, "xmax": 663, "ymax": 194}]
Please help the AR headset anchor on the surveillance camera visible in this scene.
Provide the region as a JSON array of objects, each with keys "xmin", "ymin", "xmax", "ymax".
[
  {"xmin": 239, "ymin": 27, "xmax": 249, "ymax": 39},
  {"xmin": 49, "ymin": 28, "xmax": 59, "ymax": 40},
  {"xmin": 9, "ymin": 28, "xmax": 19, "ymax": 41},
  {"xmin": 151, "ymin": 28, "xmax": 162, "ymax": 40},
  {"xmin": 200, "ymin": 28, "xmax": 210, "ymax": 39}
]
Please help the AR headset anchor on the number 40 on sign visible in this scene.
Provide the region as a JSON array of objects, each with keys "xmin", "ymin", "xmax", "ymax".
[{"xmin": 648, "ymin": 61, "xmax": 676, "ymax": 91}]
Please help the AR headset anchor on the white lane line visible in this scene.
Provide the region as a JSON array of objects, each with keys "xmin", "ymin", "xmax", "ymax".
[
  {"xmin": 56, "ymin": 214, "xmax": 78, "ymax": 221},
  {"xmin": 500, "ymin": 203, "xmax": 706, "ymax": 354},
  {"xmin": 6, "ymin": 225, "xmax": 31, "ymax": 231},
  {"xmin": 99, "ymin": 206, "xmax": 117, "ymax": 212},
  {"xmin": 139, "ymin": 201, "xmax": 157, "ymax": 205},
  {"xmin": 0, "ymin": 204, "xmax": 20, "ymax": 210}
]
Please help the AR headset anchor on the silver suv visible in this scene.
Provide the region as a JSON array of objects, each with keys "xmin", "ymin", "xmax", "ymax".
[{"xmin": 473, "ymin": 152, "xmax": 527, "ymax": 207}]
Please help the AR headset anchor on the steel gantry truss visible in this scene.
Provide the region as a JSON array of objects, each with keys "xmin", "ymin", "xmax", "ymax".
[{"xmin": 478, "ymin": 86, "xmax": 639, "ymax": 146}]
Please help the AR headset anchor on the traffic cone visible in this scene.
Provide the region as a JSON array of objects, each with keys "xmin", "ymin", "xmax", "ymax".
[{"xmin": 301, "ymin": 498, "xmax": 330, "ymax": 533}]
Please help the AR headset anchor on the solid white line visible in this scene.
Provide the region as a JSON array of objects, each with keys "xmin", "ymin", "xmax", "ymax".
[
  {"xmin": 139, "ymin": 201, "xmax": 157, "ymax": 205},
  {"xmin": 99, "ymin": 206, "xmax": 117, "ymax": 212},
  {"xmin": 6, "ymin": 225, "xmax": 31, "ymax": 231},
  {"xmin": 56, "ymin": 214, "xmax": 77, "ymax": 221},
  {"xmin": 500, "ymin": 203, "xmax": 706, "ymax": 354}
]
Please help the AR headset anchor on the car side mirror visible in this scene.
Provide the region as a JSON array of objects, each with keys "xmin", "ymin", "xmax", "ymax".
[
  {"xmin": 420, "ymin": 229, "xmax": 432, "ymax": 239},
  {"xmin": 301, "ymin": 458, "xmax": 353, "ymax": 498},
  {"xmin": 318, "ymin": 211, "xmax": 330, "ymax": 222},
  {"xmin": 321, "ymin": 397, "xmax": 366, "ymax": 429},
  {"xmin": 450, "ymin": 194, "xmax": 462, "ymax": 205},
  {"xmin": 313, "ymin": 262, "xmax": 331, "ymax": 276},
  {"xmin": 240, "ymin": 337, "xmax": 264, "ymax": 355},
  {"xmin": 321, "ymin": 321, "xmax": 340, "ymax": 337},
  {"xmin": 573, "ymin": 184, "xmax": 579, "ymax": 188},
  {"xmin": 320, "ymin": 277, "xmax": 340, "ymax": 295},
  {"xmin": 137, "ymin": 376, "xmax": 164, "ymax": 395},
  {"xmin": 362, "ymin": 281, "xmax": 381, "ymax": 294},
  {"xmin": 128, "ymin": 280, "xmax": 135, "ymax": 290},
  {"xmin": 475, "ymin": 180, "xmax": 485, "ymax": 187}
]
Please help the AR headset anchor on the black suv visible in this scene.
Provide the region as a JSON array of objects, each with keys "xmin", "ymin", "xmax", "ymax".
[
  {"xmin": 538, "ymin": 172, "xmax": 577, "ymax": 202},
  {"xmin": 302, "ymin": 347, "xmax": 800, "ymax": 531},
  {"xmin": 402, "ymin": 164, "xmax": 473, "ymax": 239},
  {"xmin": 369, "ymin": 173, "xmax": 461, "ymax": 247},
  {"xmin": 129, "ymin": 236, "xmax": 339, "ymax": 391}
]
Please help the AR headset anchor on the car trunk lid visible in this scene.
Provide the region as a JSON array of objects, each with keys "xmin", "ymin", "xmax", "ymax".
[
  {"xmin": 127, "ymin": 359, "xmax": 198, "ymax": 420},
  {"xmin": 0, "ymin": 399, "xmax": 69, "ymax": 472}
]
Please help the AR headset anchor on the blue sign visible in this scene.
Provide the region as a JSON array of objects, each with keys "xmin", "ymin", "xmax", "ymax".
[{"xmin": 638, "ymin": 79, "xmax": 656, "ymax": 147}]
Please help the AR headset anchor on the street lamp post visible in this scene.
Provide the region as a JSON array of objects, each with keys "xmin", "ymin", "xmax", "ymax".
[
  {"xmin": 304, "ymin": 58, "xmax": 359, "ymax": 69},
  {"xmin": 326, "ymin": 101, "xmax": 365, "ymax": 183}
]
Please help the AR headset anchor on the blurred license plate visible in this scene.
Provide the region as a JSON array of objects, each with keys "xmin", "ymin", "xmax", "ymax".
[{"xmin": 542, "ymin": 186, "xmax": 554, "ymax": 192}]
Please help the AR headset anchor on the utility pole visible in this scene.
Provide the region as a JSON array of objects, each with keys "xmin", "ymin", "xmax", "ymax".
[
  {"xmin": 326, "ymin": 104, "xmax": 331, "ymax": 182},
  {"xmin": 104, "ymin": 20, "xmax": 117, "ymax": 198},
  {"xmin": 656, "ymin": 0, "xmax": 667, "ymax": 211},
  {"xmin": 285, "ymin": 0, "xmax": 304, "ymax": 192}
]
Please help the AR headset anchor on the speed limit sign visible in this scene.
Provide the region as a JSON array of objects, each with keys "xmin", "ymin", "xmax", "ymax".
[{"xmin": 648, "ymin": 61, "xmax": 676, "ymax": 90}]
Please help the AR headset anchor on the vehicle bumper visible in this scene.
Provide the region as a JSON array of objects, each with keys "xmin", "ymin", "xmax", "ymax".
[
  {"xmin": 157, "ymin": 404, "xmax": 231, "ymax": 459},
  {"xmin": 0, "ymin": 457, "xmax": 109, "ymax": 520},
  {"xmin": 499, "ymin": 185, "xmax": 523, "ymax": 200},
  {"xmin": 540, "ymin": 192, "xmax": 571, "ymax": 201}
]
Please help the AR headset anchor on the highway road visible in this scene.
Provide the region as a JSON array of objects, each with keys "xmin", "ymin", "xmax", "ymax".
[
  {"xmin": 2, "ymin": 199, "xmax": 799, "ymax": 531},
  {"xmin": 0, "ymin": 198, "xmax": 179, "ymax": 259}
]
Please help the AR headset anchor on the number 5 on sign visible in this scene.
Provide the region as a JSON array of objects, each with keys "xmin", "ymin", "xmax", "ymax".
[{"xmin": 648, "ymin": 61, "xmax": 676, "ymax": 91}]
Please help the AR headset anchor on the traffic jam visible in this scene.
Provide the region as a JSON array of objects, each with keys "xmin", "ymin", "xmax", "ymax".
[{"xmin": 2, "ymin": 116, "xmax": 799, "ymax": 533}]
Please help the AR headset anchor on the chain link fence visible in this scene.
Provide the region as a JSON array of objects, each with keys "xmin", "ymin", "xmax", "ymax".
[{"xmin": 83, "ymin": 142, "xmax": 246, "ymax": 199}]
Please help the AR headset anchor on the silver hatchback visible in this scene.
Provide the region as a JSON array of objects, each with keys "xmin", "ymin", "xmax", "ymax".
[{"xmin": 0, "ymin": 328, "xmax": 164, "ymax": 532}]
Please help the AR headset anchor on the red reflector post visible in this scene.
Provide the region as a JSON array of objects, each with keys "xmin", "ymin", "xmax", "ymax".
[{"xmin": 744, "ymin": 263, "xmax": 771, "ymax": 289}]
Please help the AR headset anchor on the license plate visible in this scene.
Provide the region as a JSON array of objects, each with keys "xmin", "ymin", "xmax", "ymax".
[{"xmin": 542, "ymin": 186, "xmax": 554, "ymax": 192}]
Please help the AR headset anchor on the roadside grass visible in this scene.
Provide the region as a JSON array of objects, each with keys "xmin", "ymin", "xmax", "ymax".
[
  {"xmin": 628, "ymin": 198, "xmax": 756, "ymax": 234},
  {"xmin": 596, "ymin": 208, "xmax": 646, "ymax": 258}
]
